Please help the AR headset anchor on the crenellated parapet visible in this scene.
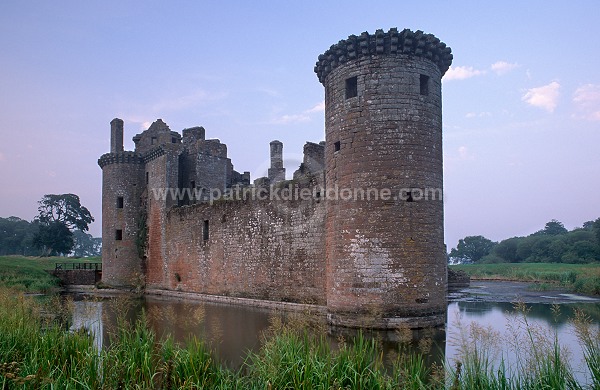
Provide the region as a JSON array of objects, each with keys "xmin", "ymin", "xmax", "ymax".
[
  {"xmin": 314, "ymin": 28, "xmax": 453, "ymax": 83},
  {"xmin": 98, "ymin": 151, "xmax": 143, "ymax": 168}
]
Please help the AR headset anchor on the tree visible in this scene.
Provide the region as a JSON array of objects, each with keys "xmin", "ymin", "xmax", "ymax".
[
  {"xmin": 0, "ymin": 217, "xmax": 40, "ymax": 256},
  {"xmin": 37, "ymin": 194, "xmax": 94, "ymax": 232},
  {"xmin": 71, "ymin": 230, "xmax": 102, "ymax": 257},
  {"xmin": 33, "ymin": 221, "xmax": 74, "ymax": 256},
  {"xmin": 449, "ymin": 235, "xmax": 497, "ymax": 263},
  {"xmin": 33, "ymin": 194, "xmax": 94, "ymax": 256},
  {"xmin": 541, "ymin": 219, "xmax": 568, "ymax": 236},
  {"xmin": 492, "ymin": 237, "xmax": 520, "ymax": 262}
]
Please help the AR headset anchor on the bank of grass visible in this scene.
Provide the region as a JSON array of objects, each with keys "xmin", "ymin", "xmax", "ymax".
[
  {"xmin": 0, "ymin": 255, "xmax": 100, "ymax": 292},
  {"xmin": 1, "ymin": 287, "xmax": 600, "ymax": 389},
  {"xmin": 451, "ymin": 262, "xmax": 600, "ymax": 295}
]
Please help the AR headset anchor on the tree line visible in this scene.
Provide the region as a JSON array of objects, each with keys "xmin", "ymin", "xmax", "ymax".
[
  {"xmin": 449, "ymin": 219, "xmax": 600, "ymax": 264},
  {"xmin": 0, "ymin": 194, "xmax": 101, "ymax": 257}
]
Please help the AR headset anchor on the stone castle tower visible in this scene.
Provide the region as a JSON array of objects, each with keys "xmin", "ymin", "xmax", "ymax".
[
  {"xmin": 98, "ymin": 27, "xmax": 452, "ymax": 330},
  {"xmin": 315, "ymin": 28, "xmax": 453, "ymax": 328},
  {"xmin": 98, "ymin": 118, "xmax": 145, "ymax": 286}
]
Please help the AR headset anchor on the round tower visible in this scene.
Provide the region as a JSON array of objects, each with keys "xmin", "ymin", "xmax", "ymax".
[
  {"xmin": 315, "ymin": 28, "xmax": 453, "ymax": 328},
  {"xmin": 98, "ymin": 118, "xmax": 145, "ymax": 287}
]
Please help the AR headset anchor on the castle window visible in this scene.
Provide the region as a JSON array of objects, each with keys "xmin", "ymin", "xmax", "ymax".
[
  {"xmin": 345, "ymin": 76, "xmax": 358, "ymax": 99},
  {"xmin": 190, "ymin": 180, "xmax": 195, "ymax": 189},
  {"xmin": 115, "ymin": 229, "xmax": 123, "ymax": 241},
  {"xmin": 420, "ymin": 74, "xmax": 429, "ymax": 96},
  {"xmin": 146, "ymin": 172, "xmax": 149, "ymax": 184},
  {"xmin": 151, "ymin": 137, "xmax": 157, "ymax": 145},
  {"xmin": 116, "ymin": 196, "xmax": 124, "ymax": 209},
  {"xmin": 203, "ymin": 220, "xmax": 209, "ymax": 241},
  {"xmin": 171, "ymin": 137, "xmax": 177, "ymax": 143},
  {"xmin": 334, "ymin": 141, "xmax": 341, "ymax": 152}
]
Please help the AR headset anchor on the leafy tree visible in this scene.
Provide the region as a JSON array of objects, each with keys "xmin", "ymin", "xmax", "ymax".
[
  {"xmin": 37, "ymin": 194, "xmax": 94, "ymax": 232},
  {"xmin": 33, "ymin": 221, "xmax": 74, "ymax": 256},
  {"xmin": 33, "ymin": 194, "xmax": 94, "ymax": 256},
  {"xmin": 0, "ymin": 217, "xmax": 40, "ymax": 256},
  {"xmin": 491, "ymin": 237, "xmax": 520, "ymax": 262},
  {"xmin": 449, "ymin": 235, "xmax": 497, "ymax": 263},
  {"xmin": 71, "ymin": 230, "xmax": 102, "ymax": 257},
  {"xmin": 541, "ymin": 219, "xmax": 568, "ymax": 235},
  {"xmin": 594, "ymin": 218, "xmax": 600, "ymax": 244}
]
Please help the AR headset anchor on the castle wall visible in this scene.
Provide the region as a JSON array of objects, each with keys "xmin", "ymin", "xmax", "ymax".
[
  {"xmin": 146, "ymin": 198, "xmax": 326, "ymax": 304},
  {"xmin": 145, "ymin": 148, "xmax": 181, "ymax": 287}
]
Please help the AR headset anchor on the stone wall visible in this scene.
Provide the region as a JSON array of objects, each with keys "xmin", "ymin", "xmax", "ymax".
[{"xmin": 145, "ymin": 197, "xmax": 327, "ymax": 305}]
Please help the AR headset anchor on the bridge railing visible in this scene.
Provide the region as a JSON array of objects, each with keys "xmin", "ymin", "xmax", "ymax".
[{"xmin": 54, "ymin": 262, "xmax": 102, "ymax": 271}]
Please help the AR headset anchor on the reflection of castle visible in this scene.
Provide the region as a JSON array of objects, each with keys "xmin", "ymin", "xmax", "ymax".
[{"xmin": 98, "ymin": 28, "xmax": 453, "ymax": 329}]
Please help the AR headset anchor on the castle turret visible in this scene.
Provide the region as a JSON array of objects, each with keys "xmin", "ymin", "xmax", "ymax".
[
  {"xmin": 98, "ymin": 119, "xmax": 145, "ymax": 287},
  {"xmin": 315, "ymin": 28, "xmax": 453, "ymax": 328},
  {"xmin": 268, "ymin": 140, "xmax": 285, "ymax": 183}
]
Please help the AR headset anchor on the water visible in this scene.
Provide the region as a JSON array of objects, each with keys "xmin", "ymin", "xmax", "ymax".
[{"xmin": 69, "ymin": 282, "xmax": 600, "ymax": 384}]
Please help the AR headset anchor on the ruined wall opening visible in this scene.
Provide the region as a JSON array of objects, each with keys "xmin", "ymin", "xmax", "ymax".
[
  {"xmin": 345, "ymin": 76, "xmax": 357, "ymax": 99},
  {"xmin": 420, "ymin": 74, "xmax": 429, "ymax": 96},
  {"xmin": 117, "ymin": 196, "xmax": 124, "ymax": 209},
  {"xmin": 334, "ymin": 141, "xmax": 341, "ymax": 152},
  {"xmin": 115, "ymin": 229, "xmax": 123, "ymax": 241}
]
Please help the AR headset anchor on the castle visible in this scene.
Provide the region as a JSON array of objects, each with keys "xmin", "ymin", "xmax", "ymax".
[{"xmin": 98, "ymin": 28, "xmax": 453, "ymax": 329}]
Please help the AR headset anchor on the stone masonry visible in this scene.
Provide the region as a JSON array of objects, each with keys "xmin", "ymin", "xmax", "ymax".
[{"xmin": 98, "ymin": 28, "xmax": 453, "ymax": 329}]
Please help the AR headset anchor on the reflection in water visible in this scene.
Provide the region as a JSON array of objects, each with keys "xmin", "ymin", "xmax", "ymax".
[{"xmin": 69, "ymin": 293, "xmax": 600, "ymax": 383}]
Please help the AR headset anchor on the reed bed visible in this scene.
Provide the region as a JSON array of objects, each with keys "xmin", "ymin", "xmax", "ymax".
[{"xmin": 0, "ymin": 287, "xmax": 599, "ymax": 389}]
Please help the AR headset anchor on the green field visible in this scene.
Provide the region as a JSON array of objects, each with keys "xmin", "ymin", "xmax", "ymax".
[
  {"xmin": 451, "ymin": 262, "xmax": 600, "ymax": 295},
  {"xmin": 0, "ymin": 255, "xmax": 100, "ymax": 292}
]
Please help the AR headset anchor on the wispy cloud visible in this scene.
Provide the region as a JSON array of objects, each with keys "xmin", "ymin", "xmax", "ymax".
[
  {"xmin": 572, "ymin": 84, "xmax": 600, "ymax": 121},
  {"xmin": 491, "ymin": 61, "xmax": 519, "ymax": 75},
  {"xmin": 457, "ymin": 146, "xmax": 474, "ymax": 161},
  {"xmin": 151, "ymin": 89, "xmax": 228, "ymax": 112},
  {"xmin": 522, "ymin": 81, "xmax": 560, "ymax": 112},
  {"xmin": 465, "ymin": 111, "xmax": 492, "ymax": 118},
  {"xmin": 270, "ymin": 101, "xmax": 324, "ymax": 124},
  {"xmin": 270, "ymin": 114, "xmax": 311, "ymax": 125},
  {"xmin": 306, "ymin": 101, "xmax": 325, "ymax": 113},
  {"xmin": 443, "ymin": 66, "xmax": 486, "ymax": 81}
]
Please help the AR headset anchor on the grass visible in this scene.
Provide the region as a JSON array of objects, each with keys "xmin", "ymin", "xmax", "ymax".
[
  {"xmin": 1, "ymin": 287, "xmax": 599, "ymax": 389},
  {"xmin": 451, "ymin": 262, "xmax": 600, "ymax": 295},
  {"xmin": 0, "ymin": 255, "xmax": 100, "ymax": 293}
]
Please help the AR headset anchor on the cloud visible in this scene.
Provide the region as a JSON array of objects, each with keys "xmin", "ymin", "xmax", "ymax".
[
  {"xmin": 457, "ymin": 146, "xmax": 474, "ymax": 161},
  {"xmin": 491, "ymin": 61, "xmax": 519, "ymax": 75},
  {"xmin": 572, "ymin": 84, "xmax": 600, "ymax": 121},
  {"xmin": 465, "ymin": 112, "xmax": 492, "ymax": 119},
  {"xmin": 443, "ymin": 66, "xmax": 486, "ymax": 81},
  {"xmin": 270, "ymin": 114, "xmax": 311, "ymax": 125},
  {"xmin": 306, "ymin": 101, "xmax": 325, "ymax": 113},
  {"xmin": 522, "ymin": 81, "xmax": 560, "ymax": 112},
  {"xmin": 270, "ymin": 101, "xmax": 324, "ymax": 124},
  {"xmin": 151, "ymin": 89, "xmax": 227, "ymax": 112}
]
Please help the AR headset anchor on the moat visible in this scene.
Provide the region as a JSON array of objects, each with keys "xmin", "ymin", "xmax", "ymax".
[{"xmin": 68, "ymin": 281, "xmax": 600, "ymax": 384}]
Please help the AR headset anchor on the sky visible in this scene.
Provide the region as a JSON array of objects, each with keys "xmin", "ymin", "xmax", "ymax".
[{"xmin": 0, "ymin": 1, "xmax": 599, "ymax": 249}]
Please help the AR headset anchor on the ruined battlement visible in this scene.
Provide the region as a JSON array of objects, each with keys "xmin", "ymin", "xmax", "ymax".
[
  {"xmin": 98, "ymin": 151, "xmax": 143, "ymax": 168},
  {"xmin": 314, "ymin": 28, "xmax": 453, "ymax": 83}
]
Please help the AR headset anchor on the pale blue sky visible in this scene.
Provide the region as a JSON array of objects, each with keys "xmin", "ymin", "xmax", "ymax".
[{"xmin": 1, "ymin": 1, "xmax": 599, "ymax": 249}]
